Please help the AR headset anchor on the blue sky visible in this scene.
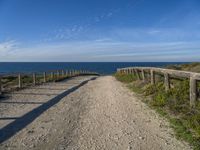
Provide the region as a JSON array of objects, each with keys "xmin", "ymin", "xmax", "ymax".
[{"xmin": 0, "ymin": 0, "xmax": 200, "ymax": 62}]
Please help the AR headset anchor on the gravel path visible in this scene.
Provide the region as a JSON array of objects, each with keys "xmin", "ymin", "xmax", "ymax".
[{"xmin": 0, "ymin": 76, "xmax": 191, "ymax": 150}]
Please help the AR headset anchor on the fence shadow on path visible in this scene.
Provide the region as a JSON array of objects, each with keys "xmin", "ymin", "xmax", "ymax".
[{"xmin": 0, "ymin": 77, "xmax": 97, "ymax": 143}]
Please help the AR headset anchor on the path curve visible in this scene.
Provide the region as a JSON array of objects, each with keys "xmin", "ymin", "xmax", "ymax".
[{"xmin": 0, "ymin": 76, "xmax": 191, "ymax": 150}]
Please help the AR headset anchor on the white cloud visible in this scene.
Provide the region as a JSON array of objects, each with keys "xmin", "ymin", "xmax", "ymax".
[
  {"xmin": 0, "ymin": 40, "xmax": 17, "ymax": 52},
  {"xmin": 0, "ymin": 40, "xmax": 19, "ymax": 59},
  {"xmin": 0, "ymin": 40, "xmax": 200, "ymax": 62}
]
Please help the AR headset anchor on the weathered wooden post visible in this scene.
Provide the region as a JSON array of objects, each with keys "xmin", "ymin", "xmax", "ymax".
[
  {"xmin": 135, "ymin": 69, "xmax": 140, "ymax": 80},
  {"xmin": 164, "ymin": 73, "xmax": 170, "ymax": 91},
  {"xmin": 128, "ymin": 69, "xmax": 130, "ymax": 74},
  {"xmin": 71, "ymin": 70, "xmax": 73, "ymax": 76},
  {"xmin": 190, "ymin": 76, "xmax": 197, "ymax": 107},
  {"xmin": 141, "ymin": 69, "xmax": 145, "ymax": 81},
  {"xmin": 0, "ymin": 77, "xmax": 2, "ymax": 95},
  {"xmin": 132, "ymin": 69, "xmax": 135, "ymax": 76},
  {"xmin": 150, "ymin": 70, "xmax": 155, "ymax": 84},
  {"xmin": 43, "ymin": 72, "xmax": 46, "ymax": 83},
  {"xmin": 18, "ymin": 74, "xmax": 22, "ymax": 88},
  {"xmin": 62, "ymin": 70, "xmax": 65, "ymax": 77},
  {"xmin": 51, "ymin": 72, "xmax": 54, "ymax": 80},
  {"xmin": 70, "ymin": 70, "xmax": 72, "ymax": 76},
  {"xmin": 57, "ymin": 70, "xmax": 60, "ymax": 78},
  {"xmin": 131, "ymin": 69, "xmax": 134, "ymax": 74},
  {"xmin": 33, "ymin": 73, "xmax": 36, "ymax": 85}
]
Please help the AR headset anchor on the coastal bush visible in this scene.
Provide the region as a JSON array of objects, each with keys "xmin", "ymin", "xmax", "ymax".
[
  {"xmin": 114, "ymin": 72, "xmax": 137, "ymax": 83},
  {"xmin": 143, "ymin": 82, "xmax": 164, "ymax": 95},
  {"xmin": 128, "ymin": 80, "xmax": 146, "ymax": 94},
  {"xmin": 152, "ymin": 92, "xmax": 168, "ymax": 107}
]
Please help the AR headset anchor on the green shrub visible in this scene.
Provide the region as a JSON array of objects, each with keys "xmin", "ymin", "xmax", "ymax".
[
  {"xmin": 114, "ymin": 73, "xmax": 137, "ymax": 83},
  {"xmin": 143, "ymin": 84, "xmax": 156, "ymax": 95},
  {"xmin": 144, "ymin": 82, "xmax": 164, "ymax": 95},
  {"xmin": 152, "ymin": 92, "xmax": 168, "ymax": 107}
]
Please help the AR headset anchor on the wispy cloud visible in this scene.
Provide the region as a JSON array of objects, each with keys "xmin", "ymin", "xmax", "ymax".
[
  {"xmin": 0, "ymin": 40, "xmax": 19, "ymax": 57},
  {"xmin": 94, "ymin": 11, "xmax": 114, "ymax": 22},
  {"xmin": 1, "ymin": 40, "xmax": 199, "ymax": 62},
  {"xmin": 41, "ymin": 25, "xmax": 86, "ymax": 42}
]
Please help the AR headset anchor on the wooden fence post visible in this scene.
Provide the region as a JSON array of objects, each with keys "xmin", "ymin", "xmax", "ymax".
[
  {"xmin": 130, "ymin": 69, "xmax": 132, "ymax": 74},
  {"xmin": 33, "ymin": 73, "xmax": 36, "ymax": 85},
  {"xmin": 43, "ymin": 72, "xmax": 46, "ymax": 83},
  {"xmin": 141, "ymin": 69, "xmax": 145, "ymax": 81},
  {"xmin": 51, "ymin": 72, "xmax": 54, "ymax": 79},
  {"xmin": 164, "ymin": 73, "xmax": 170, "ymax": 91},
  {"xmin": 132, "ymin": 69, "xmax": 135, "ymax": 74},
  {"xmin": 70, "ymin": 70, "xmax": 73, "ymax": 76},
  {"xmin": 18, "ymin": 74, "xmax": 22, "ymax": 88},
  {"xmin": 0, "ymin": 76, "xmax": 2, "ymax": 95},
  {"xmin": 132, "ymin": 69, "xmax": 135, "ymax": 76},
  {"xmin": 57, "ymin": 70, "xmax": 59, "ymax": 78},
  {"xmin": 135, "ymin": 69, "xmax": 140, "ymax": 80},
  {"xmin": 150, "ymin": 70, "xmax": 155, "ymax": 84},
  {"xmin": 71, "ymin": 70, "xmax": 73, "ymax": 76},
  {"xmin": 190, "ymin": 77, "xmax": 197, "ymax": 107},
  {"xmin": 62, "ymin": 70, "xmax": 64, "ymax": 77}
]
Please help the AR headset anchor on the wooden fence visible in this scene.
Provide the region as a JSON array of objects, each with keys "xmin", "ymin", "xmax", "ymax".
[
  {"xmin": 117, "ymin": 67, "xmax": 200, "ymax": 107},
  {"xmin": 0, "ymin": 69, "xmax": 98, "ymax": 96}
]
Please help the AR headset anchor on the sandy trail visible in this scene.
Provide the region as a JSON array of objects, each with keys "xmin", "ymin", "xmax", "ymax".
[{"xmin": 0, "ymin": 76, "xmax": 191, "ymax": 150}]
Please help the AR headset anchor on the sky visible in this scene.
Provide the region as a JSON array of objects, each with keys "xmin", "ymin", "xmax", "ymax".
[{"xmin": 0, "ymin": 0, "xmax": 200, "ymax": 62}]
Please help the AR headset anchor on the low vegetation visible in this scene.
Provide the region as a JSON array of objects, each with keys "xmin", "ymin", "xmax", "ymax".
[{"xmin": 115, "ymin": 63, "xmax": 200, "ymax": 150}]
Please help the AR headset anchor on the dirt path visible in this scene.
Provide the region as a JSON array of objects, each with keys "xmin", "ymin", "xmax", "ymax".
[{"xmin": 0, "ymin": 76, "xmax": 191, "ymax": 150}]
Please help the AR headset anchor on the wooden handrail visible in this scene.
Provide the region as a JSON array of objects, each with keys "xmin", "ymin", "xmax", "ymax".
[
  {"xmin": 118, "ymin": 67, "xmax": 200, "ymax": 80},
  {"xmin": 117, "ymin": 67, "xmax": 199, "ymax": 107},
  {"xmin": 0, "ymin": 69, "xmax": 99, "ymax": 95}
]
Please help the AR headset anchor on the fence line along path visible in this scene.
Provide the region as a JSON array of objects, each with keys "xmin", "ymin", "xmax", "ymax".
[
  {"xmin": 0, "ymin": 69, "xmax": 99, "ymax": 96},
  {"xmin": 117, "ymin": 67, "xmax": 200, "ymax": 107}
]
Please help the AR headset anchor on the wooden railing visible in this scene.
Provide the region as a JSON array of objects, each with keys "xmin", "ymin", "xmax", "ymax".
[
  {"xmin": 117, "ymin": 67, "xmax": 200, "ymax": 107},
  {"xmin": 0, "ymin": 70, "xmax": 99, "ymax": 96}
]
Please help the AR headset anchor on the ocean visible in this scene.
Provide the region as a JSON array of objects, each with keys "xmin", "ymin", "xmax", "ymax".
[{"xmin": 0, "ymin": 62, "xmax": 187, "ymax": 75}]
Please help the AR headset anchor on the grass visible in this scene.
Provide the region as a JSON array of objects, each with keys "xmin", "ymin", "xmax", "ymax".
[{"xmin": 114, "ymin": 72, "xmax": 200, "ymax": 150}]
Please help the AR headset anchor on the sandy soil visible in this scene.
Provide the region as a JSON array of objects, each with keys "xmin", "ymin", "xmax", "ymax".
[{"xmin": 0, "ymin": 76, "xmax": 191, "ymax": 150}]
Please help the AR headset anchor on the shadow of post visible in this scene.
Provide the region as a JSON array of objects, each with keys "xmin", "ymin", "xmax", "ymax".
[{"xmin": 0, "ymin": 77, "xmax": 97, "ymax": 143}]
